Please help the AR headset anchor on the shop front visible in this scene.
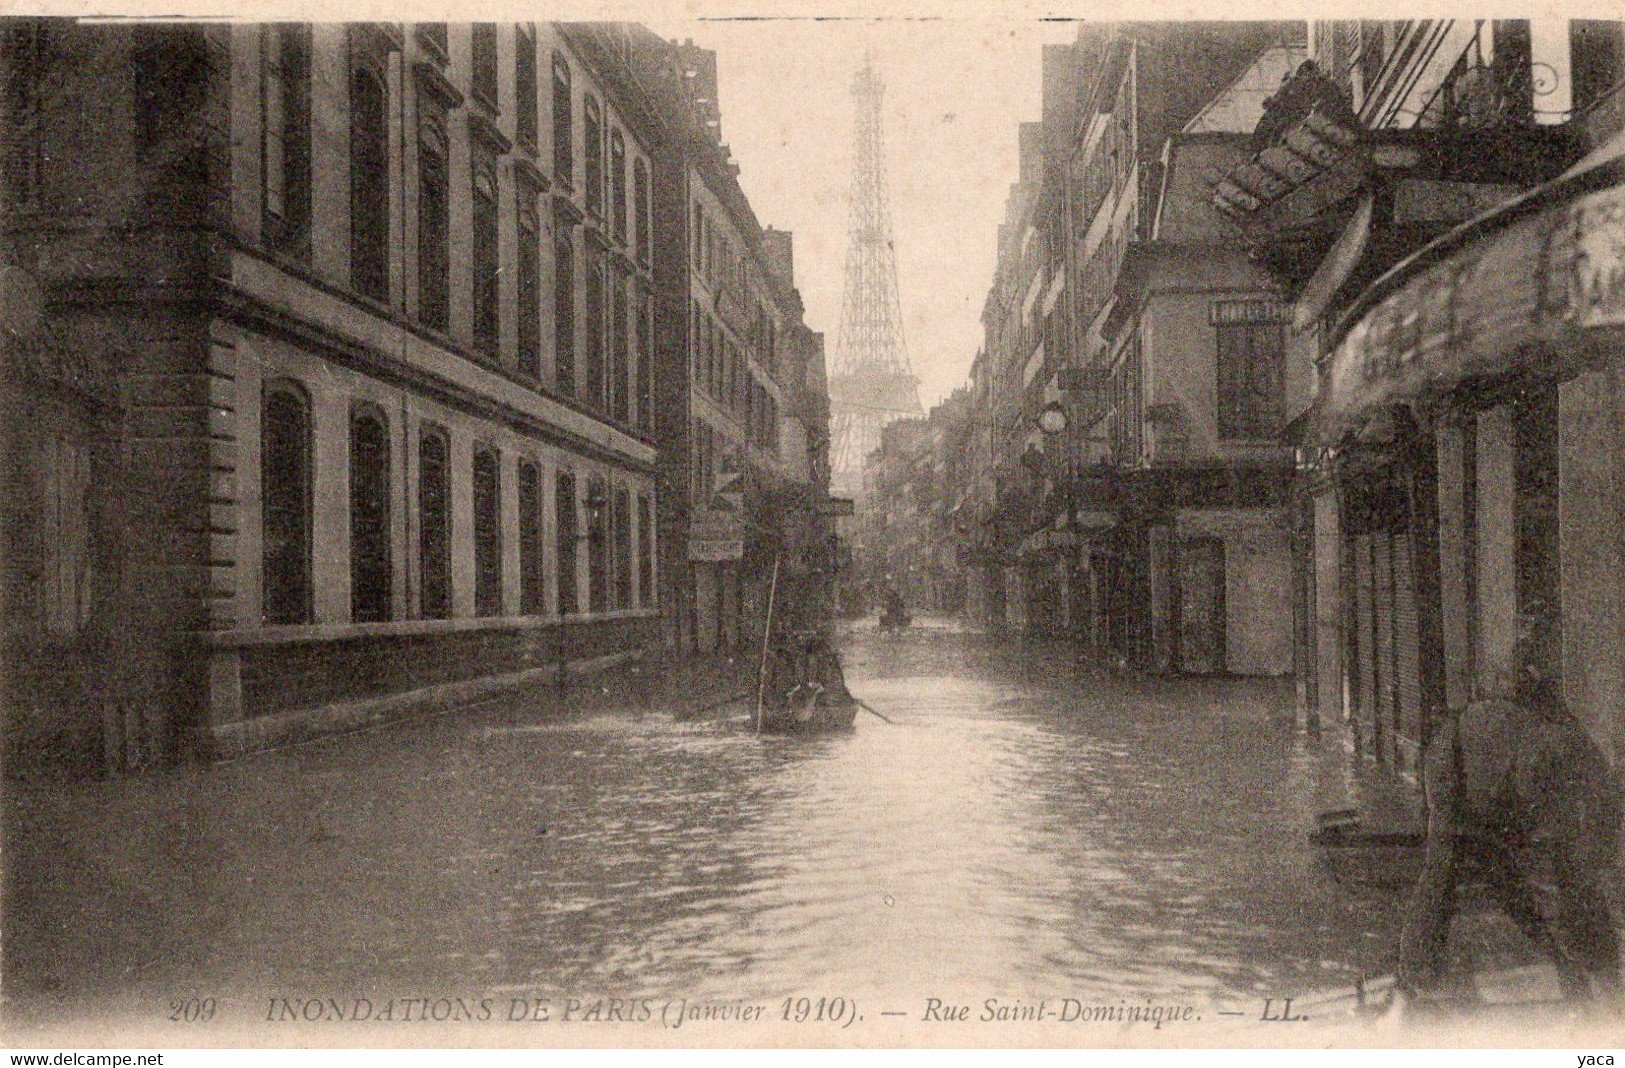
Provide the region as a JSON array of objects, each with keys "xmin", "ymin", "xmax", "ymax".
[{"xmin": 1320, "ymin": 132, "xmax": 1625, "ymax": 774}]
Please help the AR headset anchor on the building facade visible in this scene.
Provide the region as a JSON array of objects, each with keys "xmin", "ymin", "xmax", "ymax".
[
  {"xmin": 638, "ymin": 36, "xmax": 834, "ymax": 657},
  {"xmin": 951, "ymin": 23, "xmax": 1301, "ymax": 674},
  {"xmin": 1214, "ymin": 19, "xmax": 1625, "ymax": 798},
  {"xmin": 1, "ymin": 19, "xmax": 830, "ymax": 773}
]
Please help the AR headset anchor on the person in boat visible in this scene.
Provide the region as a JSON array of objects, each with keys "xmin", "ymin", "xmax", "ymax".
[
  {"xmin": 763, "ymin": 565, "xmax": 850, "ymax": 710},
  {"xmin": 880, "ymin": 577, "xmax": 909, "ymax": 628},
  {"xmin": 796, "ymin": 626, "xmax": 851, "ymax": 707}
]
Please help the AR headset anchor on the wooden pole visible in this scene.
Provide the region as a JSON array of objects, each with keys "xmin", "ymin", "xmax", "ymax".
[{"xmin": 754, "ymin": 555, "xmax": 781, "ymax": 734}]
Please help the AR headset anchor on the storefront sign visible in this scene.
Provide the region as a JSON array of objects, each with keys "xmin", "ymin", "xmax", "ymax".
[
  {"xmin": 1571, "ymin": 185, "xmax": 1625, "ymax": 328},
  {"xmin": 821, "ymin": 496, "xmax": 856, "ymax": 517},
  {"xmin": 688, "ymin": 509, "xmax": 744, "ymax": 561},
  {"xmin": 1209, "ymin": 299, "xmax": 1290, "ymax": 325}
]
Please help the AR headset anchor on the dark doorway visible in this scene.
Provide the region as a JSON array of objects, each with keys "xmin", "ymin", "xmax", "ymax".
[{"xmin": 1177, "ymin": 537, "xmax": 1226, "ymax": 674}]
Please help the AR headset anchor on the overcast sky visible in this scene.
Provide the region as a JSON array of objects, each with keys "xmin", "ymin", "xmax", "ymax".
[{"xmin": 649, "ymin": 19, "xmax": 1079, "ymax": 410}]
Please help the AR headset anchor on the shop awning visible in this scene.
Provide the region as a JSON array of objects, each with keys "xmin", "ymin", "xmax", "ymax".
[{"xmin": 1320, "ymin": 130, "xmax": 1625, "ymax": 436}]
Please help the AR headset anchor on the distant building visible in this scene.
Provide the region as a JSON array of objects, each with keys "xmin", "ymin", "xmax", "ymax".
[
  {"xmin": 637, "ymin": 34, "xmax": 833, "ymax": 656},
  {"xmin": 960, "ymin": 22, "xmax": 1301, "ymax": 673}
]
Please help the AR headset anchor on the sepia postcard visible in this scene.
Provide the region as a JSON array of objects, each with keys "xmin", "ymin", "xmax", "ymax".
[{"xmin": 3, "ymin": 0, "xmax": 1625, "ymax": 1052}]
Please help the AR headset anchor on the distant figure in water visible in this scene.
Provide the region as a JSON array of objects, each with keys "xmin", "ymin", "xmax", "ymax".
[
  {"xmin": 879, "ymin": 577, "xmax": 910, "ymax": 630},
  {"xmin": 1397, "ymin": 636, "xmax": 1621, "ymax": 1005}
]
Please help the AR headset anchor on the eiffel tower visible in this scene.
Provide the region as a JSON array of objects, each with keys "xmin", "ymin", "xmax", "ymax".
[{"xmin": 828, "ymin": 56, "xmax": 921, "ymax": 495}]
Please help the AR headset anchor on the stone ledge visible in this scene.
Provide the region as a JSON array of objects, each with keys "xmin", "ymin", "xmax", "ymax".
[{"xmin": 208, "ymin": 648, "xmax": 640, "ymax": 761}]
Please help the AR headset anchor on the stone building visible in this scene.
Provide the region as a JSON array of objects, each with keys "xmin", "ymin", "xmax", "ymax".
[
  {"xmin": 639, "ymin": 35, "xmax": 833, "ymax": 656},
  {"xmin": 959, "ymin": 23, "xmax": 1300, "ymax": 673},
  {"xmin": 1, "ymin": 20, "xmax": 673, "ymax": 769},
  {"xmin": 1215, "ymin": 19, "xmax": 1625, "ymax": 795}
]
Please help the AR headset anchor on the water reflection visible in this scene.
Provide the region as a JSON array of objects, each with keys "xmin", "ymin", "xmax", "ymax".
[
  {"xmin": 466, "ymin": 623, "xmax": 1394, "ymax": 1005},
  {"xmin": 6, "ymin": 621, "xmax": 1400, "ymax": 1017}
]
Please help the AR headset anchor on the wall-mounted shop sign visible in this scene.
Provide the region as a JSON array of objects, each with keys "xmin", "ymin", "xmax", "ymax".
[
  {"xmin": 1209, "ymin": 299, "xmax": 1290, "ymax": 325},
  {"xmin": 688, "ymin": 509, "xmax": 745, "ymax": 561},
  {"xmin": 1568, "ymin": 184, "xmax": 1625, "ymax": 329}
]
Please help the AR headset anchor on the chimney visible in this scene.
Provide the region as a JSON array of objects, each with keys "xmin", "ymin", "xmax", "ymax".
[
  {"xmin": 760, "ymin": 227, "xmax": 795, "ymax": 286},
  {"xmin": 1018, "ymin": 122, "xmax": 1043, "ymax": 186}
]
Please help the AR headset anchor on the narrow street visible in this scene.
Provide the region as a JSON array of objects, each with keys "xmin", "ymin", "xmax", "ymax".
[{"xmin": 5, "ymin": 621, "xmax": 1422, "ymax": 1038}]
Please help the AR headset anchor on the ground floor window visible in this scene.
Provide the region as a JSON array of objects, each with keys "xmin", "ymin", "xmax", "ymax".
[
  {"xmin": 263, "ymin": 381, "xmax": 312, "ymax": 625},
  {"xmin": 556, "ymin": 471, "xmax": 578, "ymax": 615},
  {"xmin": 519, "ymin": 460, "xmax": 544, "ymax": 614},
  {"xmin": 587, "ymin": 474, "xmax": 609, "ymax": 613},
  {"xmin": 613, "ymin": 484, "xmax": 632, "ymax": 609},
  {"xmin": 419, "ymin": 428, "xmax": 451, "ymax": 619},
  {"xmin": 637, "ymin": 493, "xmax": 653, "ymax": 608},
  {"xmin": 349, "ymin": 407, "xmax": 392, "ymax": 623}
]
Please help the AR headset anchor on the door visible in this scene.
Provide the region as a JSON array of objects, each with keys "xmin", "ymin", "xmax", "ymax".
[{"xmin": 1178, "ymin": 538, "xmax": 1226, "ymax": 674}]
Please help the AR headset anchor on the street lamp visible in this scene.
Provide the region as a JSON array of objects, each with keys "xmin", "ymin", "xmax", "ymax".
[
  {"xmin": 1036, "ymin": 400, "xmax": 1069, "ymax": 437},
  {"xmin": 1035, "ymin": 399, "xmax": 1083, "ymax": 650}
]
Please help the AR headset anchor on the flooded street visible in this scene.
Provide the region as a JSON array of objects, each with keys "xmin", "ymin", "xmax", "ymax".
[{"xmin": 5, "ymin": 621, "xmax": 1405, "ymax": 1037}]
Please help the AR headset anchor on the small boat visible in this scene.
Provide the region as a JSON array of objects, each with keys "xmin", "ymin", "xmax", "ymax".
[
  {"xmin": 756, "ymin": 689, "xmax": 859, "ymax": 734},
  {"xmin": 1309, "ymin": 820, "xmax": 1427, "ymax": 892},
  {"xmin": 1310, "ymin": 813, "xmax": 1559, "ymax": 896},
  {"xmin": 751, "ymin": 556, "xmax": 858, "ymax": 735}
]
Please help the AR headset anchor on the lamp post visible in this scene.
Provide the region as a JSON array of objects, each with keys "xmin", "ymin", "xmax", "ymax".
[{"xmin": 1036, "ymin": 399, "xmax": 1082, "ymax": 649}]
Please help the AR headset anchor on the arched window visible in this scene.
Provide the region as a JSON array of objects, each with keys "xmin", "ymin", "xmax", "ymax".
[
  {"xmin": 554, "ymin": 231, "xmax": 576, "ymax": 393},
  {"xmin": 350, "ymin": 59, "xmax": 389, "ymax": 302},
  {"xmin": 471, "ymin": 23, "xmax": 498, "ymax": 110},
  {"xmin": 612, "ymin": 484, "xmax": 631, "ymax": 609},
  {"xmin": 262, "ymin": 381, "xmax": 312, "ymax": 625},
  {"xmin": 418, "ymin": 427, "xmax": 451, "ymax": 619},
  {"xmin": 472, "ymin": 159, "xmax": 500, "ymax": 361},
  {"xmin": 417, "ymin": 115, "xmax": 449, "ymax": 331},
  {"xmin": 587, "ymin": 473, "xmax": 609, "ymax": 613},
  {"xmin": 633, "ymin": 157, "xmax": 650, "ymax": 264},
  {"xmin": 637, "ymin": 291, "xmax": 653, "ymax": 435},
  {"xmin": 556, "ymin": 471, "xmax": 578, "ymax": 615},
  {"xmin": 637, "ymin": 493, "xmax": 653, "ymax": 608},
  {"xmin": 583, "ymin": 95, "xmax": 603, "ymax": 217},
  {"xmin": 263, "ymin": 23, "xmax": 311, "ymax": 254},
  {"xmin": 518, "ymin": 204, "xmax": 541, "ymax": 379},
  {"xmin": 349, "ymin": 406, "xmax": 392, "ymax": 622},
  {"xmin": 611, "ymin": 273, "xmax": 629, "ymax": 423},
  {"xmin": 518, "ymin": 459, "xmax": 544, "ymax": 614},
  {"xmin": 551, "ymin": 55, "xmax": 573, "ymax": 189},
  {"xmin": 515, "ymin": 25, "xmax": 538, "ymax": 149},
  {"xmin": 584, "ymin": 255, "xmax": 605, "ymax": 410},
  {"xmin": 609, "ymin": 128, "xmax": 627, "ymax": 243},
  {"xmin": 473, "ymin": 445, "xmax": 502, "ymax": 616}
]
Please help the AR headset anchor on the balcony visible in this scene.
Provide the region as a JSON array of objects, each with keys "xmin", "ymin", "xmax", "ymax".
[{"xmin": 1213, "ymin": 60, "xmax": 1584, "ymax": 287}]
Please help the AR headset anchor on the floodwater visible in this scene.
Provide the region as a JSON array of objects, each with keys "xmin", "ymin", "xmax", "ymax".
[{"xmin": 5, "ymin": 619, "xmax": 1406, "ymax": 1036}]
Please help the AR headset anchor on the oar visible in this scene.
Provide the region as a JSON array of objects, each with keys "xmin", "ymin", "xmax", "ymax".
[
  {"xmin": 853, "ymin": 698, "xmax": 896, "ymax": 724},
  {"xmin": 679, "ymin": 689, "xmax": 754, "ymax": 719},
  {"xmin": 754, "ymin": 555, "xmax": 782, "ymax": 735}
]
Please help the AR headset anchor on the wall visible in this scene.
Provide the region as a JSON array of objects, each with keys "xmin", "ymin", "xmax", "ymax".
[
  {"xmin": 1475, "ymin": 404, "xmax": 1517, "ymax": 697},
  {"xmin": 1141, "ymin": 272, "xmax": 1292, "ymax": 467},
  {"xmin": 1559, "ymin": 368, "xmax": 1625, "ymax": 762},
  {"xmin": 1176, "ymin": 507, "xmax": 1293, "ymax": 675}
]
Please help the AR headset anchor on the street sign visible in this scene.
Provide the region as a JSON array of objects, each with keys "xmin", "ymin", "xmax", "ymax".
[
  {"xmin": 689, "ymin": 508, "xmax": 744, "ymax": 561},
  {"xmin": 821, "ymin": 496, "xmax": 856, "ymax": 517}
]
